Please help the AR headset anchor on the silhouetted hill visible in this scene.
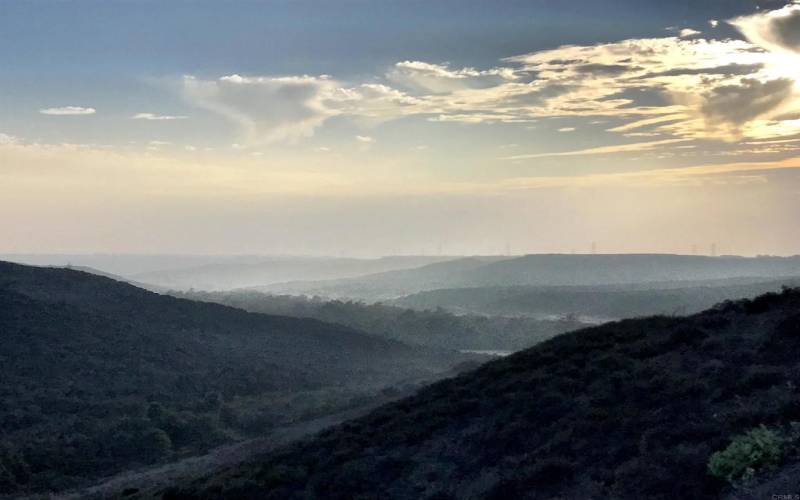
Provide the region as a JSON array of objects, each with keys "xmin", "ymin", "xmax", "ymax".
[
  {"xmin": 0, "ymin": 261, "xmax": 472, "ymax": 496},
  {"xmin": 394, "ymin": 277, "xmax": 800, "ymax": 320},
  {"xmin": 265, "ymin": 254, "xmax": 800, "ymax": 299},
  {"xmin": 164, "ymin": 287, "xmax": 800, "ymax": 499},
  {"xmin": 0, "ymin": 254, "xmax": 262, "ymax": 277}
]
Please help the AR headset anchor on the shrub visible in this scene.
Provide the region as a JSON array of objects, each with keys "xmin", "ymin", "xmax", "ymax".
[{"xmin": 708, "ymin": 425, "xmax": 783, "ymax": 484}]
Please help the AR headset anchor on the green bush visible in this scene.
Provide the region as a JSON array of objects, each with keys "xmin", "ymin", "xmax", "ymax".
[{"xmin": 708, "ymin": 425, "xmax": 783, "ymax": 484}]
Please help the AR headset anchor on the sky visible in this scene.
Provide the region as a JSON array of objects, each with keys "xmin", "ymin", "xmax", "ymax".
[{"xmin": 2, "ymin": 0, "xmax": 800, "ymax": 256}]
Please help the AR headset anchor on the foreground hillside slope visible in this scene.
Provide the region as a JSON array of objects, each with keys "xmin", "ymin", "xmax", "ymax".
[
  {"xmin": 0, "ymin": 261, "xmax": 471, "ymax": 495},
  {"xmin": 166, "ymin": 288, "xmax": 800, "ymax": 499}
]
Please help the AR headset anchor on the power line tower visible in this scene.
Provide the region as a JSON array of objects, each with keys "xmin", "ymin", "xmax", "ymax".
[
  {"xmin": 711, "ymin": 242, "xmax": 717, "ymax": 257},
  {"xmin": 591, "ymin": 241, "xmax": 597, "ymax": 255}
]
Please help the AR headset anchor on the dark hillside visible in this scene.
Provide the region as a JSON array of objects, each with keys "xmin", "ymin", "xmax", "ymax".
[
  {"xmin": 0, "ymin": 261, "xmax": 471, "ymax": 496},
  {"xmin": 164, "ymin": 288, "xmax": 800, "ymax": 499}
]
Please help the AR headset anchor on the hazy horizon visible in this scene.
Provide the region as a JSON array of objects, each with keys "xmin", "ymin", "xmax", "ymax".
[{"xmin": 4, "ymin": 250, "xmax": 800, "ymax": 259}]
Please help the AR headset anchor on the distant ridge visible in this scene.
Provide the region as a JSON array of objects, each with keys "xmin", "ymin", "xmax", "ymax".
[
  {"xmin": 264, "ymin": 254, "xmax": 800, "ymax": 299},
  {"xmin": 394, "ymin": 276, "xmax": 800, "ymax": 319}
]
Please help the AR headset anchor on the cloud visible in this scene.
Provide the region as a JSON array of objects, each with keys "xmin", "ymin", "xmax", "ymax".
[
  {"xmin": 557, "ymin": 127, "xmax": 576, "ymax": 132},
  {"xmin": 132, "ymin": 112, "xmax": 187, "ymax": 121},
  {"xmin": 730, "ymin": 4, "xmax": 800, "ymax": 54},
  {"xmin": 636, "ymin": 62, "xmax": 763, "ymax": 78},
  {"xmin": 387, "ymin": 60, "xmax": 517, "ymax": 94},
  {"xmin": 501, "ymin": 37, "xmax": 769, "ymax": 131},
  {"xmin": 180, "ymin": 74, "xmax": 341, "ymax": 144},
  {"xmin": 0, "ymin": 133, "xmax": 18, "ymax": 145},
  {"xmin": 697, "ymin": 77, "xmax": 794, "ymax": 128},
  {"xmin": 497, "ymin": 157, "xmax": 800, "ymax": 190},
  {"xmin": 355, "ymin": 135, "xmax": 374, "ymax": 143},
  {"xmin": 146, "ymin": 140, "xmax": 173, "ymax": 151},
  {"xmin": 607, "ymin": 114, "xmax": 688, "ymax": 133},
  {"xmin": 502, "ymin": 138, "xmax": 689, "ymax": 160},
  {"xmin": 502, "ymin": 19, "xmax": 800, "ymax": 141},
  {"xmin": 171, "ymin": 4, "xmax": 800, "ymax": 147},
  {"xmin": 679, "ymin": 28, "xmax": 702, "ymax": 38},
  {"xmin": 573, "ymin": 63, "xmax": 637, "ymax": 76},
  {"xmin": 429, "ymin": 112, "xmax": 528, "ymax": 124},
  {"xmin": 334, "ymin": 83, "xmax": 421, "ymax": 123},
  {"xmin": 39, "ymin": 106, "xmax": 96, "ymax": 116}
]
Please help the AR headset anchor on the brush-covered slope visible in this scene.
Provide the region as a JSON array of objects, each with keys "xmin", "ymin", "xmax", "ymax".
[
  {"xmin": 0, "ymin": 261, "xmax": 471, "ymax": 496},
  {"xmin": 166, "ymin": 288, "xmax": 800, "ymax": 499}
]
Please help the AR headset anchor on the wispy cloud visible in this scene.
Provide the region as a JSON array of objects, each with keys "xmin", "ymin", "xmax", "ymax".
[
  {"xmin": 132, "ymin": 112, "xmax": 187, "ymax": 121},
  {"xmin": 502, "ymin": 138, "xmax": 690, "ymax": 160},
  {"xmin": 501, "ymin": 157, "xmax": 800, "ymax": 190},
  {"xmin": 387, "ymin": 60, "xmax": 517, "ymax": 94},
  {"xmin": 171, "ymin": 4, "xmax": 800, "ymax": 151},
  {"xmin": 180, "ymin": 74, "xmax": 341, "ymax": 144},
  {"xmin": 39, "ymin": 106, "xmax": 96, "ymax": 116},
  {"xmin": 729, "ymin": 3, "xmax": 800, "ymax": 55},
  {"xmin": 679, "ymin": 28, "xmax": 702, "ymax": 38}
]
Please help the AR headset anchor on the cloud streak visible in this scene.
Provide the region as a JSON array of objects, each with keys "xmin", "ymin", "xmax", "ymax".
[
  {"xmin": 502, "ymin": 138, "xmax": 690, "ymax": 160},
  {"xmin": 132, "ymin": 112, "xmax": 187, "ymax": 121},
  {"xmin": 39, "ymin": 106, "xmax": 96, "ymax": 116}
]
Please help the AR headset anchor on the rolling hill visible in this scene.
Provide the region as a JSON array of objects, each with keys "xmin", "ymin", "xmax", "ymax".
[
  {"xmin": 258, "ymin": 256, "xmax": 505, "ymax": 298},
  {"xmin": 394, "ymin": 277, "xmax": 800, "ymax": 321},
  {"xmin": 0, "ymin": 261, "xmax": 473, "ymax": 496},
  {"xmin": 131, "ymin": 256, "xmax": 458, "ymax": 291},
  {"xmin": 162, "ymin": 287, "xmax": 800, "ymax": 499},
  {"xmin": 264, "ymin": 254, "xmax": 800, "ymax": 299}
]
